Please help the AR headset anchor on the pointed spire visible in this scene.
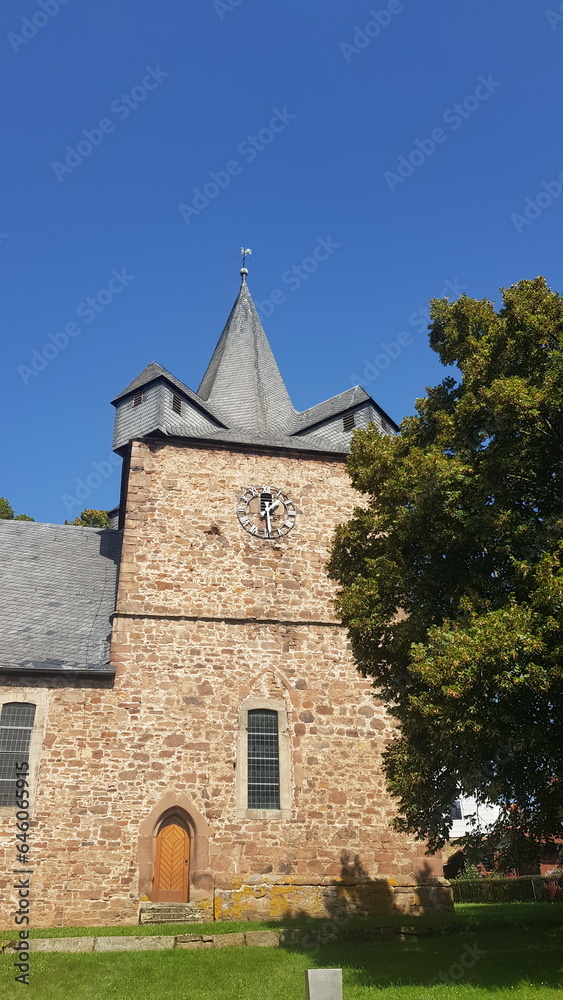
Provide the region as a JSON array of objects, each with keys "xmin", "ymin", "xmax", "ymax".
[{"xmin": 197, "ymin": 279, "xmax": 295, "ymax": 436}]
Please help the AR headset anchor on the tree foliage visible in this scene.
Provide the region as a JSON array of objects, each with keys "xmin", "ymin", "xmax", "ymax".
[
  {"xmin": 67, "ymin": 509, "xmax": 111, "ymax": 529},
  {"xmin": 0, "ymin": 497, "xmax": 34, "ymax": 521},
  {"xmin": 0, "ymin": 498, "xmax": 110, "ymax": 528},
  {"xmin": 0, "ymin": 497, "xmax": 14, "ymax": 519},
  {"xmin": 327, "ymin": 277, "xmax": 563, "ymax": 867}
]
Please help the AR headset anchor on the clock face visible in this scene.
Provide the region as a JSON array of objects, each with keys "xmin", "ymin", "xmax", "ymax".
[{"xmin": 236, "ymin": 486, "xmax": 296, "ymax": 539}]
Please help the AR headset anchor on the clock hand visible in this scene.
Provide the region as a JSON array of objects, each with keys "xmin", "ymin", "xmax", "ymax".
[
  {"xmin": 259, "ymin": 499, "xmax": 279, "ymax": 518},
  {"xmin": 265, "ymin": 507, "xmax": 272, "ymax": 537}
]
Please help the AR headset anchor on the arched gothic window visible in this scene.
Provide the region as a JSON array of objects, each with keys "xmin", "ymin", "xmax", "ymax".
[{"xmin": 236, "ymin": 697, "xmax": 292, "ymax": 820}]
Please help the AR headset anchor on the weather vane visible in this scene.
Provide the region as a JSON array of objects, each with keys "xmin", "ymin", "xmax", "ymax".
[{"xmin": 240, "ymin": 247, "xmax": 252, "ymax": 278}]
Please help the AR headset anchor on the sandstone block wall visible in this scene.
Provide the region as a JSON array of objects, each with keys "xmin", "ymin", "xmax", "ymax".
[
  {"xmin": 117, "ymin": 439, "xmax": 362, "ymax": 622},
  {"xmin": 0, "ymin": 439, "xmax": 445, "ymax": 930},
  {"xmin": 213, "ymin": 877, "xmax": 453, "ymax": 921}
]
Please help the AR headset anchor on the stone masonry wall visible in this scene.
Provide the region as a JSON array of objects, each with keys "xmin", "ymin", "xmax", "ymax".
[
  {"xmin": 0, "ymin": 440, "xmax": 445, "ymax": 929},
  {"xmin": 116, "ymin": 438, "xmax": 362, "ymax": 622}
]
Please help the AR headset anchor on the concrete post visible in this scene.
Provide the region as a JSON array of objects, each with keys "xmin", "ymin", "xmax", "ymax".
[{"xmin": 305, "ymin": 969, "xmax": 343, "ymax": 1000}]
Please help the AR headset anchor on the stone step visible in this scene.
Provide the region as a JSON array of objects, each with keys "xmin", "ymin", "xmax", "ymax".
[{"xmin": 139, "ymin": 903, "xmax": 206, "ymax": 925}]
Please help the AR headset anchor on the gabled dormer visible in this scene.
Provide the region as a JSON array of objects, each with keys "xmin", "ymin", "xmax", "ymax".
[{"xmin": 111, "ymin": 362, "xmax": 226, "ymax": 451}]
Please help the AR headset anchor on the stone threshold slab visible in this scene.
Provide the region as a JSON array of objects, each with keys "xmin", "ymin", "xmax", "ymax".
[
  {"xmin": 3, "ymin": 931, "xmax": 280, "ymax": 953},
  {"xmin": 3, "ymin": 925, "xmax": 442, "ymax": 954}
]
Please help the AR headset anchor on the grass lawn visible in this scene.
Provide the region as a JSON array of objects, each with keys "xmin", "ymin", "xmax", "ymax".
[
  {"xmin": 1, "ymin": 903, "xmax": 561, "ymax": 999},
  {"xmin": 1, "ymin": 900, "xmax": 556, "ymax": 940}
]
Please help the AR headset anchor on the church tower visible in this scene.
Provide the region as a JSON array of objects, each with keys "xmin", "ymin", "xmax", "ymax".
[
  {"xmin": 108, "ymin": 272, "xmax": 447, "ymax": 921},
  {"xmin": 0, "ymin": 272, "xmax": 450, "ymax": 931}
]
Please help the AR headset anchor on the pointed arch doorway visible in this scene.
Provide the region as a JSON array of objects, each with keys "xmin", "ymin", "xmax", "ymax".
[
  {"xmin": 153, "ymin": 815, "xmax": 190, "ymax": 902},
  {"xmin": 138, "ymin": 793, "xmax": 212, "ymax": 905}
]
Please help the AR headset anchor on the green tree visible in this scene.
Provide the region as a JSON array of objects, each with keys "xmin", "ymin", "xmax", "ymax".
[
  {"xmin": 327, "ymin": 277, "xmax": 563, "ymax": 869},
  {"xmin": 66, "ymin": 509, "xmax": 110, "ymax": 529},
  {"xmin": 0, "ymin": 497, "xmax": 34, "ymax": 521},
  {"xmin": 0, "ymin": 498, "xmax": 14, "ymax": 519}
]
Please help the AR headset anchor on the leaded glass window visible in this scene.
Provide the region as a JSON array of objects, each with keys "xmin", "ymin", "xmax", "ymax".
[
  {"xmin": 0, "ymin": 703, "xmax": 35, "ymax": 807},
  {"xmin": 247, "ymin": 709, "xmax": 280, "ymax": 809}
]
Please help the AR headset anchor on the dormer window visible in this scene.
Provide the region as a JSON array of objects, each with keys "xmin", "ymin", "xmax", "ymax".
[
  {"xmin": 172, "ymin": 393, "xmax": 182, "ymax": 415},
  {"xmin": 343, "ymin": 412, "xmax": 355, "ymax": 432},
  {"xmin": 133, "ymin": 390, "xmax": 143, "ymax": 407}
]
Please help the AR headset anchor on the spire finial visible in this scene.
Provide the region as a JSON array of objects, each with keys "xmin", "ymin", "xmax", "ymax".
[{"xmin": 240, "ymin": 247, "xmax": 252, "ymax": 281}]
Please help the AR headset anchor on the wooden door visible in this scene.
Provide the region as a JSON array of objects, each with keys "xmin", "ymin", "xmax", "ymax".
[{"xmin": 153, "ymin": 817, "xmax": 190, "ymax": 902}]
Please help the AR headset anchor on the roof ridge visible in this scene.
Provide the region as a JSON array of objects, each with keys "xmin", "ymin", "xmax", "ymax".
[{"xmin": 111, "ymin": 362, "xmax": 194, "ymax": 404}]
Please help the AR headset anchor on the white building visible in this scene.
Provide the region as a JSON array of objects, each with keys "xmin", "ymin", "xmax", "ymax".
[{"xmin": 450, "ymin": 796, "xmax": 501, "ymax": 839}]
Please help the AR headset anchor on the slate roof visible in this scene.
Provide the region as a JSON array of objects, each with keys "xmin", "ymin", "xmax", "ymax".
[
  {"xmin": 293, "ymin": 386, "xmax": 373, "ymax": 432},
  {"xmin": 112, "ymin": 277, "xmax": 398, "ymax": 454},
  {"xmin": 0, "ymin": 521, "xmax": 122, "ymax": 674},
  {"xmin": 197, "ymin": 281, "xmax": 296, "ymax": 436}
]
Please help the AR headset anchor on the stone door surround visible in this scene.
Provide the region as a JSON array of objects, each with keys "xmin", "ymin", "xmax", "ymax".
[{"xmin": 137, "ymin": 792, "xmax": 212, "ymax": 902}]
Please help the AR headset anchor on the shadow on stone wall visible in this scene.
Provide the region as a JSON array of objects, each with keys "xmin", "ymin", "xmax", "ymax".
[
  {"xmin": 213, "ymin": 849, "xmax": 452, "ymax": 925},
  {"xmin": 321, "ymin": 851, "xmax": 395, "ymax": 921},
  {"xmin": 234, "ymin": 850, "xmax": 453, "ymax": 937},
  {"xmin": 318, "ymin": 851, "xmax": 451, "ymax": 922}
]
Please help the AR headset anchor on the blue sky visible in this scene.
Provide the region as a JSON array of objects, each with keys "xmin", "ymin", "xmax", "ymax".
[{"xmin": 1, "ymin": 0, "xmax": 562, "ymax": 522}]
